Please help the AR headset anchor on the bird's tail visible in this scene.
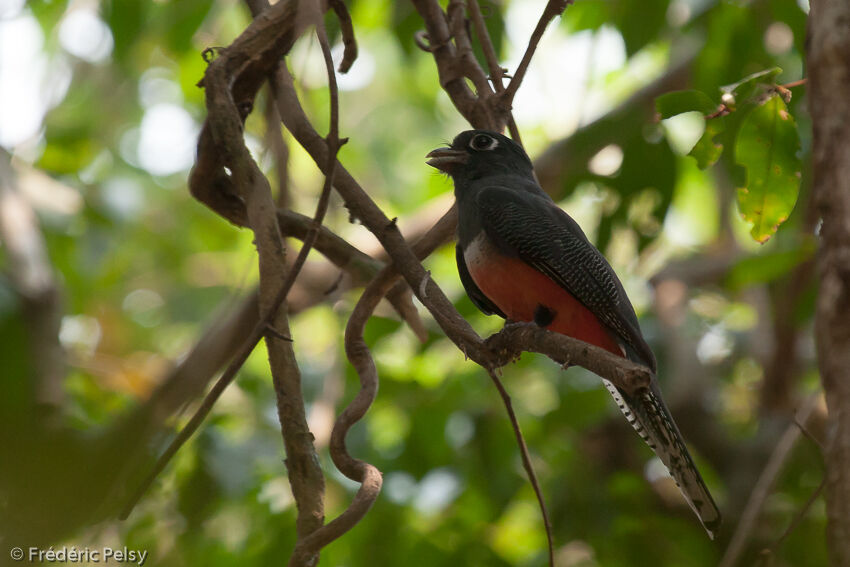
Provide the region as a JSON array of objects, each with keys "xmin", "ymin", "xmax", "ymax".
[{"xmin": 601, "ymin": 378, "xmax": 722, "ymax": 539}]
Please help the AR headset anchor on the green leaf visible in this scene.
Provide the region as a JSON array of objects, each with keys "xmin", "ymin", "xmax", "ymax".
[
  {"xmin": 734, "ymin": 95, "xmax": 801, "ymax": 243},
  {"xmin": 562, "ymin": 0, "xmax": 668, "ymax": 55},
  {"xmin": 720, "ymin": 67, "xmax": 782, "ymax": 110},
  {"xmin": 656, "ymin": 91, "xmax": 723, "ymax": 169},
  {"xmin": 655, "ymin": 90, "xmax": 717, "ymax": 119},
  {"xmin": 688, "ymin": 118, "xmax": 725, "ymax": 169},
  {"xmin": 616, "ymin": 0, "xmax": 669, "ymax": 56},
  {"xmin": 562, "ymin": 0, "xmax": 608, "ymax": 33}
]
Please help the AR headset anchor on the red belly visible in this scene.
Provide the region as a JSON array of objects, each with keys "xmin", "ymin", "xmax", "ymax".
[{"xmin": 465, "ymin": 239, "xmax": 623, "ymax": 357}]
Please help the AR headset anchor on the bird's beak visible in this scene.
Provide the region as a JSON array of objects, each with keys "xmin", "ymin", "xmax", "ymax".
[{"xmin": 426, "ymin": 147, "xmax": 468, "ymax": 173}]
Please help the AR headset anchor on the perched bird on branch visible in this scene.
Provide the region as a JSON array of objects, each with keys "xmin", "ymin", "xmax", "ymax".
[{"xmin": 427, "ymin": 130, "xmax": 721, "ymax": 538}]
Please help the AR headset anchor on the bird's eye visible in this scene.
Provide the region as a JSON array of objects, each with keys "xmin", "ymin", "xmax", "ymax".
[{"xmin": 469, "ymin": 134, "xmax": 498, "ymax": 151}]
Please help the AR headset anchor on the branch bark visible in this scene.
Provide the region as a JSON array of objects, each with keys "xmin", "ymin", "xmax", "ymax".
[
  {"xmin": 486, "ymin": 323, "xmax": 651, "ymax": 396},
  {"xmin": 410, "ymin": 0, "xmax": 489, "ymax": 127},
  {"xmin": 808, "ymin": 0, "xmax": 850, "ymax": 563}
]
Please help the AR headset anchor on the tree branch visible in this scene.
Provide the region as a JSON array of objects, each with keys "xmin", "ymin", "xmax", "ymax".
[
  {"xmin": 272, "ymin": 63, "xmax": 490, "ymax": 360},
  {"xmin": 263, "ymin": 92, "xmax": 291, "ymax": 207},
  {"xmin": 202, "ymin": 1, "xmax": 330, "ymax": 558},
  {"xmin": 718, "ymin": 394, "xmax": 820, "ymax": 567},
  {"xmin": 328, "ymin": 0, "xmax": 358, "ymax": 73},
  {"xmin": 289, "ymin": 268, "xmax": 389, "ymax": 560},
  {"xmin": 808, "ymin": 0, "xmax": 850, "ymax": 562},
  {"xmin": 466, "ymin": 0, "xmax": 522, "ymax": 141},
  {"xmin": 486, "ymin": 367, "xmax": 555, "ymax": 565},
  {"xmin": 294, "ymin": 195, "xmax": 463, "ymax": 557},
  {"xmin": 499, "ymin": 0, "xmax": 571, "ymax": 106},
  {"xmin": 410, "ymin": 0, "xmax": 491, "ymax": 128},
  {"xmin": 485, "ymin": 323, "xmax": 651, "ymax": 396},
  {"xmin": 123, "ymin": 6, "xmax": 333, "ymax": 553},
  {"xmin": 446, "ymin": 0, "xmax": 493, "ymax": 100}
]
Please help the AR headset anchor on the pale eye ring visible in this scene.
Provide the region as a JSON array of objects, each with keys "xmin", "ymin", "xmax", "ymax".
[{"xmin": 469, "ymin": 134, "xmax": 498, "ymax": 151}]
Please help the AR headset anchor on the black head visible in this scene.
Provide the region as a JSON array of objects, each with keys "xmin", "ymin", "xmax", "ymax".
[{"xmin": 426, "ymin": 130, "xmax": 533, "ymax": 182}]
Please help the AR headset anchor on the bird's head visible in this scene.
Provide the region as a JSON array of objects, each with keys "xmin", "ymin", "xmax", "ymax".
[{"xmin": 426, "ymin": 130, "xmax": 533, "ymax": 182}]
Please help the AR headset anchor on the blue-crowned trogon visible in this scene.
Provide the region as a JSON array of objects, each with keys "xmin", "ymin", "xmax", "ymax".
[{"xmin": 427, "ymin": 130, "xmax": 721, "ymax": 538}]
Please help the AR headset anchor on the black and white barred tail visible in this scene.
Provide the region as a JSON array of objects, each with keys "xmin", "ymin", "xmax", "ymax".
[{"xmin": 602, "ymin": 378, "xmax": 722, "ymax": 539}]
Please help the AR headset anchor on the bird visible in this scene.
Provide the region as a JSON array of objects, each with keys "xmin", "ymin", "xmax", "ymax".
[{"xmin": 426, "ymin": 129, "xmax": 721, "ymax": 539}]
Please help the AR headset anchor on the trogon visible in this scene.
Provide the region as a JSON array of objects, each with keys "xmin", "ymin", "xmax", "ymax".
[{"xmin": 427, "ymin": 130, "xmax": 721, "ymax": 538}]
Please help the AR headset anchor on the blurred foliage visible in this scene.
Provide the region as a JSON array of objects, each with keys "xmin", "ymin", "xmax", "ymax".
[
  {"xmin": 658, "ymin": 68, "xmax": 802, "ymax": 242},
  {"xmin": 0, "ymin": 0, "xmax": 823, "ymax": 566}
]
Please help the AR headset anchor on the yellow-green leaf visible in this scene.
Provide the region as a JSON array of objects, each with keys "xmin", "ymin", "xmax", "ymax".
[
  {"xmin": 689, "ymin": 118, "xmax": 725, "ymax": 169},
  {"xmin": 734, "ymin": 96, "xmax": 801, "ymax": 243}
]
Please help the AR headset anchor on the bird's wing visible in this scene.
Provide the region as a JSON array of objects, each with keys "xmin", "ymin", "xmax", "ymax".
[
  {"xmin": 476, "ymin": 186, "xmax": 652, "ymax": 368},
  {"xmin": 477, "ymin": 185, "xmax": 721, "ymax": 538},
  {"xmin": 456, "ymin": 244, "xmax": 506, "ymax": 318}
]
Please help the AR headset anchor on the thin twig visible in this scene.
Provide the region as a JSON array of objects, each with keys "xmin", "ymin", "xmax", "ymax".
[
  {"xmin": 466, "ymin": 0, "xmax": 522, "ymax": 140},
  {"xmin": 467, "ymin": 0, "xmax": 504, "ymax": 89},
  {"xmin": 779, "ymin": 78, "xmax": 808, "ymax": 89},
  {"xmin": 281, "ymin": 7, "xmax": 343, "ymax": 560},
  {"xmin": 707, "ymin": 78, "xmax": 807, "ymax": 121},
  {"xmin": 718, "ymin": 394, "xmax": 821, "ymax": 567},
  {"xmin": 763, "ymin": 394, "xmax": 826, "ymax": 556},
  {"xmin": 487, "ymin": 368, "xmax": 555, "ymax": 567},
  {"xmin": 317, "ymin": 8, "xmax": 341, "ymax": 146},
  {"xmin": 795, "ymin": 412, "xmax": 826, "ymax": 451},
  {"xmin": 290, "ymin": 270, "xmax": 389, "ymax": 559},
  {"xmin": 264, "ymin": 94, "xmax": 291, "ymax": 207},
  {"xmin": 769, "ymin": 478, "xmax": 825, "ymax": 552},
  {"xmin": 328, "ymin": 0, "xmax": 358, "ymax": 72},
  {"xmin": 410, "ymin": 0, "xmax": 489, "ymax": 127},
  {"xmin": 773, "ymin": 78, "xmax": 807, "ymax": 104},
  {"xmin": 501, "ymin": 0, "xmax": 571, "ymax": 104},
  {"xmin": 387, "ymin": 280, "xmax": 429, "ymax": 342},
  {"xmin": 446, "ymin": 0, "xmax": 493, "ymax": 99},
  {"xmin": 291, "ymin": 205, "xmax": 458, "ymax": 557}
]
